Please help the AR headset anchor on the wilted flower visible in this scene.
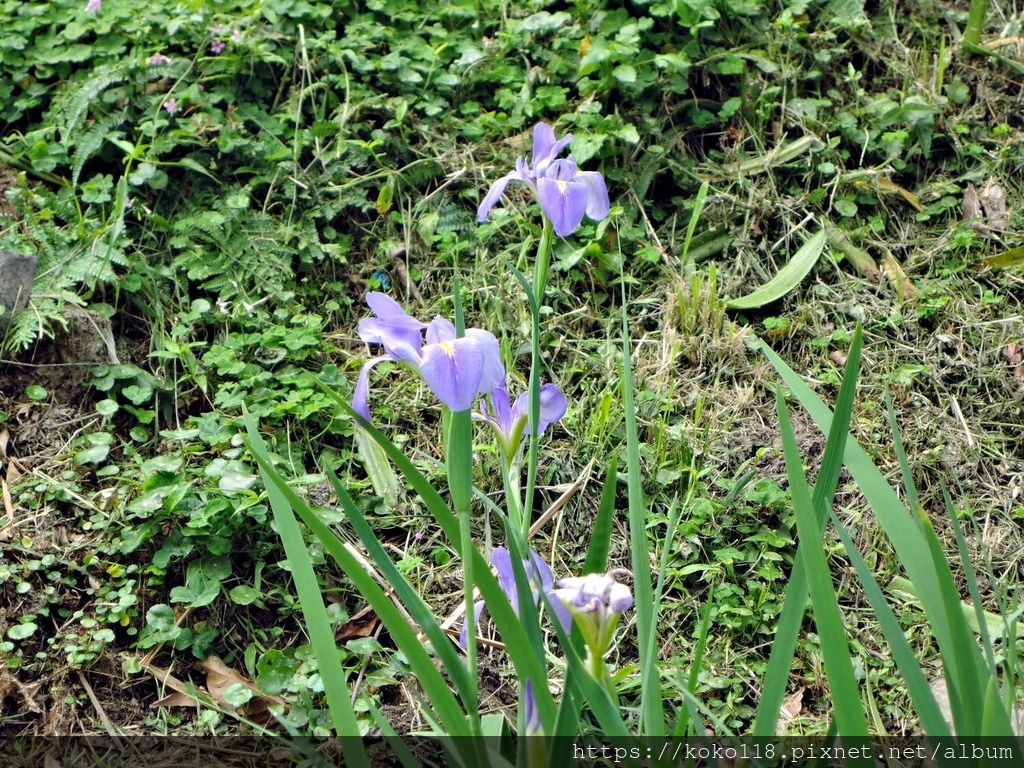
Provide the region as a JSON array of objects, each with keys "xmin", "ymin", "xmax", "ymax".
[
  {"xmin": 459, "ymin": 547, "xmax": 572, "ymax": 649},
  {"xmin": 553, "ymin": 571, "xmax": 632, "ymax": 668},
  {"xmin": 85, "ymin": 0, "xmax": 102, "ymax": 12},
  {"xmin": 209, "ymin": 39, "xmax": 226, "ymax": 55},
  {"xmin": 477, "ymin": 383, "xmax": 566, "ymax": 459},
  {"xmin": 148, "ymin": 53, "xmax": 173, "ymax": 66},
  {"xmin": 478, "ymin": 122, "xmax": 610, "ymax": 237},
  {"xmin": 162, "ymin": 98, "xmax": 178, "ymax": 116},
  {"xmin": 354, "ymin": 292, "xmax": 504, "ymax": 420}
]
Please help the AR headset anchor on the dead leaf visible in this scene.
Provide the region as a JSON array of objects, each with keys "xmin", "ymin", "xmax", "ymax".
[
  {"xmin": 202, "ymin": 655, "xmax": 286, "ymax": 724},
  {"xmin": 147, "ymin": 657, "xmax": 286, "ymax": 725},
  {"xmin": 2, "ymin": 479, "xmax": 14, "ymax": 532},
  {"xmin": 963, "ymin": 183, "xmax": 982, "ymax": 222},
  {"xmin": 877, "ymin": 175, "xmax": 924, "ymax": 212},
  {"xmin": 0, "ymin": 668, "xmax": 44, "ymax": 715},
  {"xmin": 1004, "ymin": 342, "xmax": 1024, "ymax": 382},
  {"xmin": 780, "ymin": 687, "xmax": 804, "ymax": 724},
  {"xmin": 335, "ymin": 604, "xmax": 380, "ymax": 643},
  {"xmin": 981, "ymin": 178, "xmax": 1009, "ymax": 231},
  {"xmin": 879, "ymin": 247, "xmax": 919, "ymax": 301},
  {"xmin": 1, "ymin": 428, "xmax": 26, "ymax": 485},
  {"xmin": 145, "ymin": 663, "xmax": 195, "ymax": 707},
  {"xmin": 152, "ymin": 691, "xmax": 201, "ymax": 708}
]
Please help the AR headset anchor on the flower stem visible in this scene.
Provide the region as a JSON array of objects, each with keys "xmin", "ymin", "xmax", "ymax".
[
  {"xmin": 533, "ymin": 217, "xmax": 555, "ymax": 303},
  {"xmin": 500, "ymin": 451, "xmax": 524, "ymax": 536},
  {"xmin": 523, "ymin": 218, "xmax": 554, "ymax": 539},
  {"xmin": 447, "ymin": 279, "xmax": 480, "ymax": 732}
]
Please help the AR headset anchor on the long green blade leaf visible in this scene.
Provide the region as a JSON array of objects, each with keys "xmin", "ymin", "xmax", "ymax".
[
  {"xmin": 830, "ymin": 514, "xmax": 954, "ymax": 743},
  {"xmin": 326, "ymin": 468, "xmax": 478, "ymax": 722},
  {"xmin": 243, "ymin": 409, "xmax": 370, "ymax": 760},
  {"xmin": 775, "ymin": 389, "xmax": 870, "ymax": 742},
  {"xmin": 725, "ymin": 229, "xmax": 826, "ymax": 309},
  {"xmin": 583, "ymin": 454, "xmax": 618, "ymax": 575},
  {"xmin": 621, "ymin": 272, "xmax": 664, "ymax": 736},
  {"xmin": 754, "ymin": 325, "xmax": 862, "ymax": 736}
]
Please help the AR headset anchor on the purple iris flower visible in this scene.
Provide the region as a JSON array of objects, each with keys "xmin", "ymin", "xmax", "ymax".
[
  {"xmin": 552, "ymin": 572, "xmax": 633, "ymax": 660},
  {"xmin": 354, "ymin": 292, "xmax": 505, "ymax": 420},
  {"xmin": 477, "ymin": 383, "xmax": 567, "ymax": 458},
  {"xmin": 522, "ymin": 680, "xmax": 542, "ymax": 736},
  {"xmin": 459, "ymin": 547, "xmax": 573, "ymax": 649},
  {"xmin": 477, "ymin": 122, "xmax": 610, "ymax": 237}
]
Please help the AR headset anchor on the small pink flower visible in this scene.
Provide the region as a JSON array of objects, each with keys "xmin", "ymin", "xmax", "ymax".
[
  {"xmin": 85, "ymin": 0, "xmax": 102, "ymax": 12},
  {"xmin": 148, "ymin": 53, "xmax": 173, "ymax": 66},
  {"xmin": 209, "ymin": 39, "xmax": 226, "ymax": 55},
  {"xmin": 231, "ymin": 29, "xmax": 242, "ymax": 42},
  {"xmin": 163, "ymin": 98, "xmax": 178, "ymax": 116}
]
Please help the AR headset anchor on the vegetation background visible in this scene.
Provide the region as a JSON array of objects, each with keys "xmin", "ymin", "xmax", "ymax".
[{"xmin": 0, "ymin": 0, "xmax": 1022, "ymax": 742}]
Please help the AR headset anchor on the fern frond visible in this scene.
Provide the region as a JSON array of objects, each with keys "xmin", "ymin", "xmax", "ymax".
[
  {"xmin": 52, "ymin": 63, "xmax": 130, "ymax": 146},
  {"xmin": 435, "ymin": 202, "xmax": 474, "ymax": 233},
  {"xmin": 72, "ymin": 110, "xmax": 128, "ymax": 187}
]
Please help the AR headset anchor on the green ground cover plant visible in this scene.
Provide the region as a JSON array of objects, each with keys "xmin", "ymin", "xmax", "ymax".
[{"xmin": 1, "ymin": 0, "xmax": 1023, "ymax": 761}]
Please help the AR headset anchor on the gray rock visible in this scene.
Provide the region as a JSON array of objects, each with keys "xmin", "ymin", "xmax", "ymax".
[{"xmin": 0, "ymin": 250, "xmax": 37, "ymax": 325}]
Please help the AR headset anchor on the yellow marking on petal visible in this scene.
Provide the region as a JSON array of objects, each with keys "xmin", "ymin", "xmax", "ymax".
[
  {"xmin": 440, "ymin": 341, "xmax": 456, "ymax": 357},
  {"xmin": 557, "ymin": 180, "xmax": 567, "ymax": 194}
]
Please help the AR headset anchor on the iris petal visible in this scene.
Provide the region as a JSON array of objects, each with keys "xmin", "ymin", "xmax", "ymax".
[
  {"xmin": 458, "ymin": 599, "xmax": 487, "ymax": 650},
  {"xmin": 531, "ymin": 122, "xmax": 573, "ymax": 177},
  {"xmin": 511, "ymin": 383, "xmax": 567, "ymax": 436},
  {"xmin": 425, "ymin": 316, "xmax": 456, "ymax": 346},
  {"xmin": 352, "ymin": 355, "xmax": 395, "ymax": 421},
  {"xmin": 491, "ymin": 547, "xmax": 519, "ymax": 610},
  {"xmin": 419, "ymin": 336, "xmax": 485, "ymax": 412},
  {"xmin": 366, "ymin": 291, "xmax": 410, "ymax": 320},
  {"xmin": 487, "ymin": 386, "xmax": 514, "ymax": 435},
  {"xmin": 578, "ymin": 170, "xmax": 611, "ymax": 221},
  {"xmin": 466, "ymin": 328, "xmax": 506, "ymax": 393},
  {"xmin": 545, "ymin": 588, "xmax": 575, "ymax": 633},
  {"xmin": 537, "ymin": 176, "xmax": 589, "ymax": 237},
  {"xmin": 477, "ymin": 171, "xmax": 521, "ymax": 223}
]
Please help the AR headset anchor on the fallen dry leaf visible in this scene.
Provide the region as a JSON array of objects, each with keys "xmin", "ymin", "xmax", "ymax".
[
  {"xmin": 335, "ymin": 604, "xmax": 380, "ymax": 643},
  {"xmin": 0, "ymin": 668, "xmax": 44, "ymax": 715},
  {"xmin": 877, "ymin": 175, "xmax": 924, "ymax": 212},
  {"xmin": 147, "ymin": 656, "xmax": 286, "ymax": 725},
  {"xmin": 780, "ymin": 687, "xmax": 804, "ymax": 724},
  {"xmin": 1003, "ymin": 342, "xmax": 1024, "ymax": 382},
  {"xmin": 963, "ymin": 183, "xmax": 982, "ymax": 222},
  {"xmin": 152, "ymin": 690, "xmax": 200, "ymax": 708},
  {"xmin": 981, "ymin": 178, "xmax": 1009, "ymax": 231}
]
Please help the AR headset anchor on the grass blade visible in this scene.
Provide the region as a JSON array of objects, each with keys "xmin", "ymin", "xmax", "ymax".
[
  {"xmin": 754, "ymin": 325, "xmax": 862, "ymax": 736},
  {"xmin": 830, "ymin": 514, "xmax": 954, "ymax": 742},
  {"xmin": 583, "ymin": 454, "xmax": 617, "ymax": 575},
  {"xmin": 326, "ymin": 468, "xmax": 478, "ymax": 717},
  {"xmin": 620, "ymin": 268, "xmax": 664, "ymax": 737},
  {"xmin": 775, "ymin": 387, "xmax": 870, "ymax": 742},
  {"xmin": 243, "ymin": 408, "xmax": 370, "ymax": 760}
]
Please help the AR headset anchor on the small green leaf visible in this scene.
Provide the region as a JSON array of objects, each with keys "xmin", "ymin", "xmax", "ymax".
[
  {"xmin": 96, "ymin": 399, "xmax": 119, "ymax": 417},
  {"xmin": 74, "ymin": 445, "xmax": 110, "ymax": 465},
  {"xmin": 229, "ymin": 585, "xmax": 261, "ymax": 605},
  {"xmin": 726, "ymin": 229, "xmax": 827, "ymax": 310},
  {"xmin": 26, "ymin": 385, "xmax": 47, "ymax": 401},
  {"xmin": 122, "ymin": 384, "xmax": 153, "ymax": 405},
  {"xmin": 835, "ymin": 199, "xmax": 859, "ymax": 217},
  {"xmin": 613, "ymin": 64, "xmax": 637, "ymax": 83},
  {"xmin": 223, "ymin": 683, "xmax": 255, "ymax": 708},
  {"xmin": 8, "ymin": 622, "xmax": 38, "ymax": 640}
]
